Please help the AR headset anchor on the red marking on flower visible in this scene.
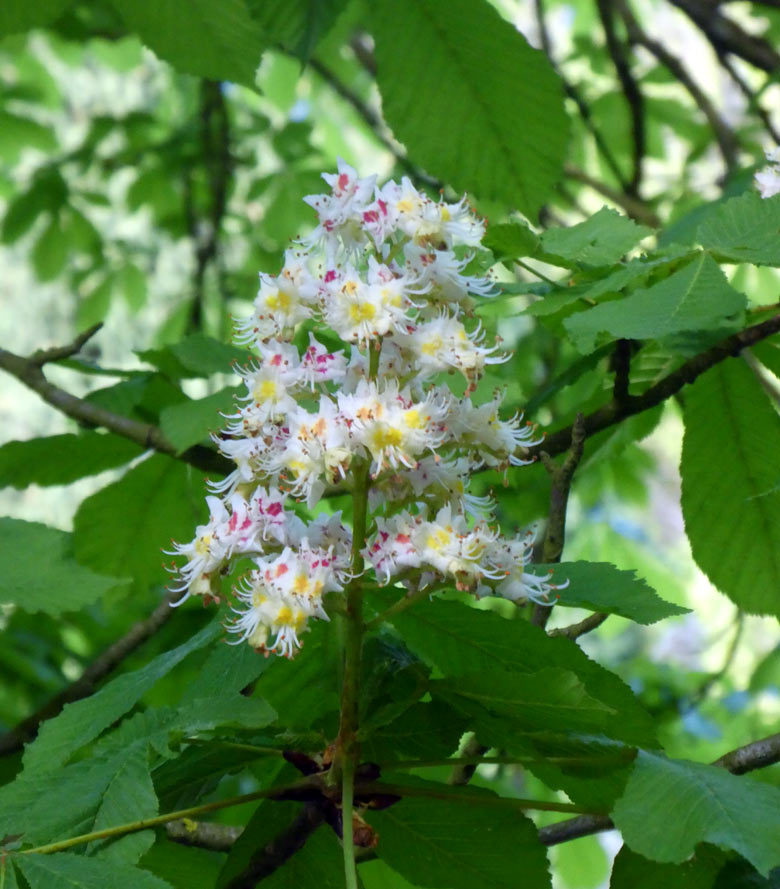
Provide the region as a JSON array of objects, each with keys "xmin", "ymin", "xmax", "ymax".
[
  {"xmin": 378, "ymin": 198, "xmax": 388, "ymax": 216},
  {"xmin": 324, "ymin": 269, "xmax": 337, "ymax": 283},
  {"xmin": 396, "ymin": 533, "xmax": 411, "ymax": 544},
  {"xmin": 267, "ymin": 502, "xmax": 283, "ymax": 516},
  {"xmin": 338, "ymin": 173, "xmax": 350, "ymax": 191},
  {"xmin": 276, "ymin": 563, "xmax": 289, "ymax": 577},
  {"xmin": 363, "ymin": 210, "xmax": 379, "ymax": 224},
  {"xmin": 270, "ymin": 354, "xmax": 282, "ymax": 366}
]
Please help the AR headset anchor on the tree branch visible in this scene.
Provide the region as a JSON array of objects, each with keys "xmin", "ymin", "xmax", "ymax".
[
  {"xmin": 165, "ymin": 818, "xmax": 243, "ymax": 852},
  {"xmin": 527, "ymin": 313, "xmax": 780, "ymax": 461},
  {"xmin": 0, "ymin": 333, "xmax": 231, "ymax": 477},
  {"xmin": 539, "ymin": 730, "xmax": 780, "ymax": 846},
  {"xmin": 0, "ymin": 592, "xmax": 179, "ymax": 757}
]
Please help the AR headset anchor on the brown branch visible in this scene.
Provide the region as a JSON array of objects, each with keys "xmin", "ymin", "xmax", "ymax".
[
  {"xmin": 596, "ymin": 0, "xmax": 645, "ymax": 195},
  {"xmin": 540, "ymin": 730, "xmax": 780, "ymax": 846},
  {"xmin": 0, "ymin": 333, "xmax": 231, "ymax": 477},
  {"xmin": 564, "ymin": 165, "xmax": 660, "ymax": 227},
  {"xmin": 528, "ymin": 312, "xmax": 780, "ymax": 461},
  {"xmin": 531, "ymin": 413, "xmax": 586, "ymax": 629},
  {"xmin": 223, "ymin": 803, "xmax": 324, "ymax": 889},
  {"xmin": 0, "ymin": 592, "xmax": 178, "ymax": 757},
  {"xmin": 549, "ymin": 612, "xmax": 610, "ymax": 639},
  {"xmin": 615, "ymin": 0, "xmax": 739, "ymax": 171}
]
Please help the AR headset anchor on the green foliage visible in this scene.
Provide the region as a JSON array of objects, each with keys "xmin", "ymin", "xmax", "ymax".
[
  {"xmin": 368, "ymin": 791, "xmax": 550, "ymax": 889},
  {"xmin": 697, "ymin": 192, "xmax": 780, "ymax": 266},
  {"xmin": 159, "ymin": 386, "xmax": 241, "ymax": 453},
  {"xmin": 371, "ymin": 0, "xmax": 567, "ymax": 216},
  {"xmin": 0, "ymin": 518, "xmax": 122, "ymax": 615},
  {"xmin": 681, "ymin": 359, "xmax": 780, "ymax": 616},
  {"xmin": 613, "ymin": 751, "xmax": 780, "ymax": 876},
  {"xmin": 540, "ymin": 207, "xmax": 652, "ymax": 267},
  {"xmin": 543, "ymin": 561, "xmax": 690, "ymax": 624},
  {"xmin": 16, "ymin": 851, "xmax": 173, "ymax": 889}
]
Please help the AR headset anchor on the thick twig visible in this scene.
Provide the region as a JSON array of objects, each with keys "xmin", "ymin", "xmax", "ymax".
[
  {"xmin": 671, "ymin": 0, "xmax": 780, "ymax": 73},
  {"xmin": 532, "ymin": 413, "xmax": 586, "ymax": 629},
  {"xmin": 29, "ymin": 323, "xmax": 103, "ymax": 365},
  {"xmin": 0, "ymin": 337, "xmax": 231, "ymax": 477},
  {"xmin": 540, "ymin": 730, "xmax": 780, "ymax": 846},
  {"xmin": 0, "ymin": 592, "xmax": 179, "ymax": 757},
  {"xmin": 448, "ymin": 733, "xmax": 487, "ymax": 787},
  {"xmin": 549, "ymin": 612, "xmax": 610, "ymax": 639},
  {"xmin": 596, "ymin": 0, "xmax": 645, "ymax": 195},
  {"xmin": 611, "ymin": 339, "xmax": 633, "ymax": 406},
  {"xmin": 223, "ymin": 804, "xmax": 324, "ymax": 889},
  {"xmin": 527, "ymin": 313, "xmax": 780, "ymax": 462},
  {"xmin": 615, "ymin": 0, "xmax": 739, "ymax": 171}
]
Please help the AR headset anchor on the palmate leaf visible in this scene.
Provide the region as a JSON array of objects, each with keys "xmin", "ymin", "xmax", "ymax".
[
  {"xmin": 564, "ymin": 253, "xmax": 745, "ymax": 353},
  {"xmin": 138, "ymin": 334, "xmax": 249, "ymax": 379},
  {"xmin": 390, "ymin": 598, "xmax": 656, "ymax": 745},
  {"xmin": 16, "ymin": 852, "xmax": 173, "ymax": 889},
  {"xmin": 612, "ymin": 751, "xmax": 780, "ymax": 876},
  {"xmin": 159, "ymin": 386, "xmax": 241, "ymax": 454},
  {"xmin": 539, "ymin": 561, "xmax": 690, "ymax": 624},
  {"xmin": 0, "ymin": 518, "xmax": 123, "ymax": 615},
  {"xmin": 609, "ymin": 844, "xmax": 726, "ymax": 889},
  {"xmin": 697, "ymin": 191, "xmax": 780, "ymax": 266},
  {"xmin": 370, "ymin": 0, "xmax": 567, "ymax": 217},
  {"xmin": 367, "ymin": 787, "xmax": 550, "ymax": 889},
  {"xmin": 23, "ymin": 620, "xmax": 219, "ymax": 773},
  {"xmin": 681, "ymin": 359, "xmax": 780, "ymax": 616},
  {"xmin": 0, "ymin": 432, "xmax": 142, "ymax": 488}
]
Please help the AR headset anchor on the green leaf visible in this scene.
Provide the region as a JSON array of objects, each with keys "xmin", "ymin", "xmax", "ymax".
[
  {"xmin": 564, "ymin": 253, "xmax": 745, "ymax": 353},
  {"xmin": 484, "ymin": 222, "xmax": 540, "ymax": 262},
  {"xmin": 540, "ymin": 207, "xmax": 652, "ymax": 267},
  {"xmin": 432, "ymin": 667, "xmax": 616, "ymax": 734},
  {"xmin": 31, "ymin": 215, "xmax": 68, "ymax": 281},
  {"xmin": 22, "ymin": 620, "xmax": 219, "ymax": 773},
  {"xmin": 86, "ymin": 746, "xmax": 158, "ymax": 865},
  {"xmin": 681, "ymin": 359, "xmax": 780, "ymax": 616},
  {"xmin": 360, "ymin": 701, "xmax": 468, "ymax": 764},
  {"xmin": 0, "ymin": 111, "xmax": 57, "ymax": 163},
  {"xmin": 139, "ymin": 839, "xmax": 224, "ymax": 889},
  {"xmin": 1, "ymin": 169, "xmax": 67, "ymax": 243},
  {"xmin": 0, "ymin": 433, "xmax": 142, "ymax": 488},
  {"xmin": 73, "ymin": 453, "xmax": 206, "ymax": 592},
  {"xmin": 111, "ymin": 0, "xmax": 266, "ymax": 86},
  {"xmin": 371, "ymin": 0, "xmax": 567, "ymax": 216},
  {"xmin": 0, "ymin": 857, "xmax": 20, "ymax": 889},
  {"xmin": 368, "ymin": 792, "xmax": 551, "ymax": 889},
  {"xmin": 117, "ymin": 262, "xmax": 147, "ymax": 311},
  {"xmin": 0, "ymin": 518, "xmax": 121, "ymax": 615},
  {"xmin": 612, "ymin": 751, "xmax": 780, "ymax": 876},
  {"xmin": 609, "ymin": 844, "xmax": 726, "ymax": 889},
  {"xmin": 17, "ymin": 852, "xmax": 173, "ymax": 889},
  {"xmin": 697, "ymin": 192, "xmax": 780, "ymax": 266},
  {"xmin": 138, "ymin": 334, "xmax": 248, "ymax": 379},
  {"xmin": 538, "ymin": 561, "xmax": 690, "ymax": 624},
  {"xmin": 390, "ymin": 598, "xmax": 656, "ymax": 745},
  {"xmin": 160, "ymin": 387, "xmax": 240, "ymax": 453},
  {"xmin": 0, "ymin": 1, "xmax": 73, "ymax": 37},
  {"xmin": 246, "ymin": 0, "xmax": 345, "ymax": 59}
]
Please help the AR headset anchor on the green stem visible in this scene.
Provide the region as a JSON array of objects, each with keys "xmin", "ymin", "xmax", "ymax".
[
  {"xmin": 364, "ymin": 583, "xmax": 445, "ymax": 631},
  {"xmin": 18, "ymin": 777, "xmax": 317, "ymax": 856},
  {"xmin": 355, "ymin": 782, "xmax": 601, "ymax": 815}
]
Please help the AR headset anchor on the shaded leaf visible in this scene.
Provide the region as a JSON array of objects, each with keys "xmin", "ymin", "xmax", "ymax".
[
  {"xmin": 697, "ymin": 192, "xmax": 780, "ymax": 266},
  {"xmin": 610, "ymin": 844, "xmax": 725, "ymax": 889},
  {"xmin": 681, "ymin": 359, "xmax": 780, "ymax": 616},
  {"xmin": 0, "ymin": 518, "xmax": 121, "ymax": 615},
  {"xmin": 0, "ymin": 433, "xmax": 142, "ymax": 489},
  {"xmin": 484, "ymin": 221, "xmax": 540, "ymax": 262},
  {"xmin": 371, "ymin": 0, "xmax": 567, "ymax": 216},
  {"xmin": 0, "ymin": 0, "xmax": 73, "ymax": 37},
  {"xmin": 17, "ymin": 852, "xmax": 173, "ymax": 889},
  {"xmin": 612, "ymin": 752, "xmax": 780, "ymax": 876},
  {"xmin": 540, "ymin": 207, "xmax": 652, "ymax": 267}
]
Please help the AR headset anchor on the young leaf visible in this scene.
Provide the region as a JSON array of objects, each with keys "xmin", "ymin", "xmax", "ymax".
[
  {"xmin": 564, "ymin": 254, "xmax": 745, "ymax": 353},
  {"xmin": 0, "ymin": 518, "xmax": 122, "ymax": 615},
  {"xmin": 368, "ymin": 791, "xmax": 551, "ymax": 889},
  {"xmin": 73, "ymin": 453, "xmax": 207, "ymax": 592},
  {"xmin": 16, "ymin": 851, "xmax": 173, "ymax": 889},
  {"xmin": 538, "ymin": 561, "xmax": 690, "ymax": 624},
  {"xmin": 23, "ymin": 620, "xmax": 219, "ymax": 773},
  {"xmin": 681, "ymin": 359, "xmax": 780, "ymax": 616},
  {"xmin": 0, "ymin": 433, "xmax": 142, "ymax": 489},
  {"xmin": 612, "ymin": 751, "xmax": 780, "ymax": 876},
  {"xmin": 371, "ymin": 0, "xmax": 567, "ymax": 216},
  {"xmin": 540, "ymin": 207, "xmax": 652, "ymax": 267}
]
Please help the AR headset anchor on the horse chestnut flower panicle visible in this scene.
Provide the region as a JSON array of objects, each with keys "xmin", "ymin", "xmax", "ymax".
[{"xmin": 168, "ymin": 159, "xmax": 566, "ymax": 658}]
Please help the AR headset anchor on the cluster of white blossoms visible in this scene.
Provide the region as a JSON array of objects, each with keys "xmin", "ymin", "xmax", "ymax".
[
  {"xmin": 169, "ymin": 160, "xmax": 564, "ymax": 658},
  {"xmin": 755, "ymin": 147, "xmax": 780, "ymax": 199}
]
